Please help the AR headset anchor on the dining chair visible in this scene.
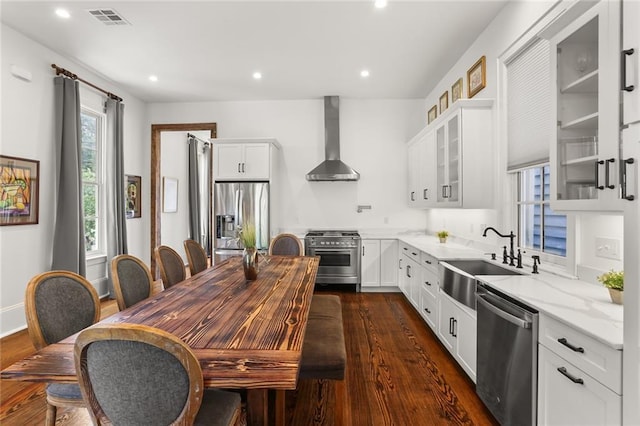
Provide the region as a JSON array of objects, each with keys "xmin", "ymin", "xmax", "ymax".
[
  {"xmin": 155, "ymin": 245, "xmax": 186, "ymax": 289},
  {"xmin": 24, "ymin": 270, "xmax": 101, "ymax": 426},
  {"xmin": 184, "ymin": 239, "xmax": 208, "ymax": 276},
  {"xmin": 268, "ymin": 233, "xmax": 303, "ymax": 256},
  {"xmin": 111, "ymin": 254, "xmax": 154, "ymax": 310},
  {"xmin": 74, "ymin": 323, "xmax": 241, "ymax": 426}
]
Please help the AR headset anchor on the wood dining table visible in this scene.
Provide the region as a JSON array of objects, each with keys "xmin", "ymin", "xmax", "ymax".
[{"xmin": 1, "ymin": 255, "xmax": 320, "ymax": 426}]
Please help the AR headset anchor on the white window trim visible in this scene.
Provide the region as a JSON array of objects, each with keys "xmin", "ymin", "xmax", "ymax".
[
  {"xmin": 509, "ymin": 170, "xmax": 577, "ymax": 276},
  {"xmin": 81, "ymin": 105, "xmax": 107, "ymax": 259}
]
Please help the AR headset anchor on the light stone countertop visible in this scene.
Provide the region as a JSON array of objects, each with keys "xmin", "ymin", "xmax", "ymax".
[{"xmin": 393, "ymin": 235, "xmax": 624, "ymax": 350}]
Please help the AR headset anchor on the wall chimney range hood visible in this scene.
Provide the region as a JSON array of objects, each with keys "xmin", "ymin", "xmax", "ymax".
[{"xmin": 306, "ymin": 96, "xmax": 360, "ymax": 181}]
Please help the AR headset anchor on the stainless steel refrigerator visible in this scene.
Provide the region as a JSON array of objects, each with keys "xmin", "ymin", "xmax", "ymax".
[{"xmin": 213, "ymin": 182, "xmax": 269, "ymax": 261}]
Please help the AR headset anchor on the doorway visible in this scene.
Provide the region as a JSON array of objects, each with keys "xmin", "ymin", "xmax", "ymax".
[{"xmin": 150, "ymin": 123, "xmax": 216, "ymax": 277}]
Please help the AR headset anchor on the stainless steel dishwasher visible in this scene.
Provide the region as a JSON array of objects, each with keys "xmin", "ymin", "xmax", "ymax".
[{"xmin": 476, "ymin": 282, "xmax": 538, "ymax": 426}]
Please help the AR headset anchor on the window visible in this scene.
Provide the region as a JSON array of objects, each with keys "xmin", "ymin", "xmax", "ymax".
[
  {"xmin": 517, "ymin": 165, "xmax": 566, "ymax": 257},
  {"xmin": 81, "ymin": 108, "xmax": 105, "ymax": 253}
]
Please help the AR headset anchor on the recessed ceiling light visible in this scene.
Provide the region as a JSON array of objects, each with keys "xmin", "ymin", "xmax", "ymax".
[
  {"xmin": 148, "ymin": 75, "xmax": 158, "ymax": 82},
  {"xmin": 55, "ymin": 8, "xmax": 71, "ymax": 19},
  {"xmin": 360, "ymin": 70, "xmax": 370, "ymax": 78},
  {"xmin": 253, "ymin": 72, "xmax": 262, "ymax": 80},
  {"xmin": 374, "ymin": 0, "xmax": 387, "ymax": 9}
]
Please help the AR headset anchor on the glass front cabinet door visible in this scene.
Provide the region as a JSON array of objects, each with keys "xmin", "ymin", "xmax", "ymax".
[{"xmin": 549, "ymin": 1, "xmax": 621, "ymax": 211}]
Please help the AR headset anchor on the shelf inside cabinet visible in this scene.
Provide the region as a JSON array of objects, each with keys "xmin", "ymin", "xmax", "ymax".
[
  {"xmin": 561, "ymin": 155, "xmax": 598, "ymax": 166},
  {"xmin": 560, "ymin": 112, "xmax": 598, "ymax": 130},
  {"xmin": 561, "ymin": 70, "xmax": 598, "ymax": 93}
]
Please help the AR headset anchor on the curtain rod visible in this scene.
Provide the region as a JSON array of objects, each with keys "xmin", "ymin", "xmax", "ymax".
[{"xmin": 51, "ymin": 64, "xmax": 123, "ymax": 102}]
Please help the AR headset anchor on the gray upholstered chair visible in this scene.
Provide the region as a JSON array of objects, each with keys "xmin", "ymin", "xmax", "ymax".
[
  {"xmin": 111, "ymin": 254, "xmax": 154, "ymax": 311},
  {"xmin": 74, "ymin": 323, "xmax": 241, "ymax": 426},
  {"xmin": 24, "ymin": 270, "xmax": 101, "ymax": 426},
  {"xmin": 268, "ymin": 233, "xmax": 303, "ymax": 256},
  {"xmin": 184, "ymin": 239, "xmax": 208, "ymax": 276},
  {"xmin": 154, "ymin": 245, "xmax": 186, "ymax": 289}
]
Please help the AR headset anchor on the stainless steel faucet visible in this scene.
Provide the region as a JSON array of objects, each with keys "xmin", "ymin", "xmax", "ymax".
[{"xmin": 482, "ymin": 227, "xmax": 517, "ymax": 267}]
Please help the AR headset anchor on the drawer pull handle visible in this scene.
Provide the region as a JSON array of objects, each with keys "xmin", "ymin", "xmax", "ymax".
[
  {"xmin": 412, "ymin": 252, "xmax": 418, "ymax": 256},
  {"xmin": 558, "ymin": 337, "xmax": 584, "ymax": 353},
  {"xmin": 425, "ymin": 260, "xmax": 432, "ymax": 264},
  {"xmin": 424, "ymin": 308, "xmax": 431, "ymax": 314},
  {"xmin": 557, "ymin": 367, "xmax": 584, "ymax": 385},
  {"xmin": 425, "ymin": 281, "xmax": 432, "ymax": 286}
]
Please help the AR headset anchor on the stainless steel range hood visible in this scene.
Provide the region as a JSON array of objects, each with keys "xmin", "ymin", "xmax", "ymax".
[{"xmin": 306, "ymin": 96, "xmax": 360, "ymax": 181}]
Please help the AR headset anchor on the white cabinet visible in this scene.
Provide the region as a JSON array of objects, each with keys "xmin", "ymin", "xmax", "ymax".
[
  {"xmin": 214, "ymin": 141, "xmax": 272, "ymax": 180},
  {"xmin": 622, "ymin": 0, "xmax": 640, "ymax": 125},
  {"xmin": 537, "ymin": 314, "xmax": 622, "ymax": 425},
  {"xmin": 362, "ymin": 239, "xmax": 398, "ymax": 289},
  {"xmin": 437, "ymin": 290, "xmax": 477, "ymax": 382},
  {"xmin": 399, "ymin": 242, "xmax": 420, "ymax": 307},
  {"xmin": 433, "ymin": 100, "xmax": 494, "ymax": 208},
  {"xmin": 549, "ymin": 1, "xmax": 622, "ymax": 211},
  {"xmin": 538, "ymin": 345, "xmax": 621, "ymax": 425},
  {"xmin": 407, "ymin": 130, "xmax": 436, "ymax": 207},
  {"xmin": 361, "ymin": 239, "xmax": 381, "ymax": 287}
]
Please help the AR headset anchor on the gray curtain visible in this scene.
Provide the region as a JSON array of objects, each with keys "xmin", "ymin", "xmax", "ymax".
[
  {"xmin": 106, "ymin": 99, "xmax": 128, "ymax": 297},
  {"xmin": 52, "ymin": 76, "xmax": 86, "ymax": 275},
  {"xmin": 188, "ymin": 136, "xmax": 211, "ymax": 255}
]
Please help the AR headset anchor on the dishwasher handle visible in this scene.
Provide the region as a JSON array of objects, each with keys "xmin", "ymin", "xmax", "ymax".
[{"xmin": 477, "ymin": 292, "xmax": 532, "ymax": 329}]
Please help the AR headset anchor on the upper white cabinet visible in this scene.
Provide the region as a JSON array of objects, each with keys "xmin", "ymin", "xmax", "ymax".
[
  {"xmin": 549, "ymin": 1, "xmax": 622, "ymax": 211},
  {"xmin": 622, "ymin": 0, "xmax": 639, "ymax": 125},
  {"xmin": 213, "ymin": 139, "xmax": 279, "ymax": 181},
  {"xmin": 407, "ymin": 99, "xmax": 494, "ymax": 209}
]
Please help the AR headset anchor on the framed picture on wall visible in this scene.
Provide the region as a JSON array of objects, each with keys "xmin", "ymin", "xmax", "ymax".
[
  {"xmin": 428, "ymin": 105, "xmax": 437, "ymax": 124},
  {"xmin": 0, "ymin": 155, "xmax": 39, "ymax": 226},
  {"xmin": 467, "ymin": 55, "xmax": 486, "ymax": 98},
  {"xmin": 439, "ymin": 91, "xmax": 449, "ymax": 114},
  {"xmin": 163, "ymin": 177, "xmax": 178, "ymax": 213},
  {"xmin": 451, "ymin": 78, "xmax": 463, "ymax": 103},
  {"xmin": 126, "ymin": 175, "xmax": 141, "ymax": 219}
]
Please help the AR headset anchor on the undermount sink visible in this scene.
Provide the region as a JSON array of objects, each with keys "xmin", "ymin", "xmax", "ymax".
[
  {"xmin": 439, "ymin": 260, "xmax": 523, "ymax": 310},
  {"xmin": 443, "ymin": 260, "xmax": 524, "ymax": 276}
]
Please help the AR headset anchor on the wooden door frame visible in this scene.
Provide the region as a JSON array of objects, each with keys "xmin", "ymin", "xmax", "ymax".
[{"xmin": 150, "ymin": 123, "xmax": 216, "ymax": 278}]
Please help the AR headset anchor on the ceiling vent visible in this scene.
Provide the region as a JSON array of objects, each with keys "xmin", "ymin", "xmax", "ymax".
[{"xmin": 87, "ymin": 9, "xmax": 130, "ymax": 26}]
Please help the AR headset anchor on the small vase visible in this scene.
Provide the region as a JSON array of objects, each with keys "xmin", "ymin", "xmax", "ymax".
[
  {"xmin": 242, "ymin": 247, "xmax": 259, "ymax": 281},
  {"xmin": 608, "ymin": 288, "xmax": 623, "ymax": 305},
  {"xmin": 439, "ymin": 237, "xmax": 447, "ymax": 244}
]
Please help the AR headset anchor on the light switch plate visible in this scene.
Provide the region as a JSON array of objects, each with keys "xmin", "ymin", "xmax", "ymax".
[{"xmin": 595, "ymin": 237, "xmax": 621, "ymax": 260}]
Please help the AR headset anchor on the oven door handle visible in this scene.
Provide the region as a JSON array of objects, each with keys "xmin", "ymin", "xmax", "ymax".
[
  {"xmin": 309, "ymin": 249, "xmax": 355, "ymax": 254},
  {"xmin": 477, "ymin": 293, "xmax": 532, "ymax": 329}
]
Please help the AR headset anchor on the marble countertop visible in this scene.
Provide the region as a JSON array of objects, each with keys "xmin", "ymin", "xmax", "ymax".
[{"xmin": 393, "ymin": 235, "xmax": 624, "ymax": 349}]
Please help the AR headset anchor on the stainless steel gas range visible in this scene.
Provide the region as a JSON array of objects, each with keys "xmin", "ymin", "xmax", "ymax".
[{"xmin": 304, "ymin": 230, "xmax": 361, "ymax": 291}]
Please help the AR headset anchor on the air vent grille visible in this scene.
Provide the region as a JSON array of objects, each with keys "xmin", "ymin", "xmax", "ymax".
[{"xmin": 87, "ymin": 9, "xmax": 130, "ymax": 26}]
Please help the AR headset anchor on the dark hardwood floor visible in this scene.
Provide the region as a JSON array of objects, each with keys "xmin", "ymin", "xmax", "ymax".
[{"xmin": 1, "ymin": 292, "xmax": 497, "ymax": 425}]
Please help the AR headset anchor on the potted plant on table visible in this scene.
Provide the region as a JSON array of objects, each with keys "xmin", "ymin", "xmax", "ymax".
[
  {"xmin": 437, "ymin": 230, "xmax": 449, "ymax": 243},
  {"xmin": 239, "ymin": 223, "xmax": 258, "ymax": 280},
  {"xmin": 597, "ymin": 270, "xmax": 624, "ymax": 305}
]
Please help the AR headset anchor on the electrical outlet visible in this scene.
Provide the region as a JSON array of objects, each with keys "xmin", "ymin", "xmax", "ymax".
[{"xmin": 595, "ymin": 237, "xmax": 621, "ymax": 260}]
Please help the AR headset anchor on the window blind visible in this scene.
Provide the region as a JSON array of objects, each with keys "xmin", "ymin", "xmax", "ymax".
[{"xmin": 506, "ymin": 38, "xmax": 552, "ymax": 171}]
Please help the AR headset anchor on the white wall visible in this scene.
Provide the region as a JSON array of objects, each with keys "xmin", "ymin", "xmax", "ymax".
[
  {"xmin": 0, "ymin": 24, "xmax": 147, "ymax": 336},
  {"xmin": 148, "ymin": 98, "xmax": 427, "ymax": 233}
]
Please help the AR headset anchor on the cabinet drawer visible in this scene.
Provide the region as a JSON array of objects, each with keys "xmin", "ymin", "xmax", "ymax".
[
  {"xmin": 538, "ymin": 345, "xmax": 621, "ymax": 425},
  {"xmin": 539, "ymin": 314, "xmax": 621, "ymax": 393},
  {"xmin": 420, "ymin": 251, "xmax": 438, "ymax": 273},
  {"xmin": 420, "ymin": 285, "xmax": 437, "ymax": 331},
  {"xmin": 421, "ymin": 266, "xmax": 438, "ymax": 299},
  {"xmin": 399, "ymin": 242, "xmax": 420, "ymax": 262}
]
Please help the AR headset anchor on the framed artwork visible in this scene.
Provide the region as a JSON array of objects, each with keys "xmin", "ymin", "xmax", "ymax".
[
  {"xmin": 126, "ymin": 175, "xmax": 141, "ymax": 219},
  {"xmin": 467, "ymin": 55, "xmax": 486, "ymax": 98},
  {"xmin": 451, "ymin": 78, "xmax": 463, "ymax": 103},
  {"xmin": 439, "ymin": 91, "xmax": 449, "ymax": 114},
  {"xmin": 163, "ymin": 177, "xmax": 178, "ymax": 213},
  {"xmin": 0, "ymin": 155, "xmax": 39, "ymax": 226},
  {"xmin": 428, "ymin": 105, "xmax": 437, "ymax": 124}
]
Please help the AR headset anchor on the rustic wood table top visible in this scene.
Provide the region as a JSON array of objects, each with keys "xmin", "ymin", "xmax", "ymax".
[{"xmin": 1, "ymin": 255, "xmax": 319, "ymax": 425}]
